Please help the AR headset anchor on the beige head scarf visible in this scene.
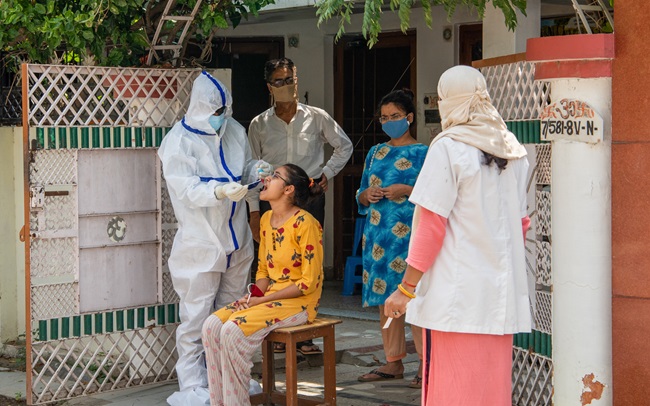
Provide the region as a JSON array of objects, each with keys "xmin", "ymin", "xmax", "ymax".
[{"xmin": 433, "ymin": 65, "xmax": 526, "ymax": 160}]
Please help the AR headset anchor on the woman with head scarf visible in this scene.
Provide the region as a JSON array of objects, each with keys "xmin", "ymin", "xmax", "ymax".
[
  {"xmin": 158, "ymin": 71, "xmax": 272, "ymax": 406},
  {"xmin": 384, "ymin": 65, "xmax": 532, "ymax": 405}
]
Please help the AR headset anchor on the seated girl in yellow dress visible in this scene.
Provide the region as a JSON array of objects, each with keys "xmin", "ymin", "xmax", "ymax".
[{"xmin": 201, "ymin": 163, "xmax": 325, "ymax": 406}]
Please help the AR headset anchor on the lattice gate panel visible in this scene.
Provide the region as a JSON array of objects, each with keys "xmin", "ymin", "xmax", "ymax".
[
  {"xmin": 26, "ymin": 65, "xmax": 202, "ymax": 128},
  {"xmin": 26, "ymin": 144, "xmax": 182, "ymax": 404},
  {"xmin": 24, "ymin": 64, "xmax": 193, "ymax": 405},
  {"xmin": 29, "ymin": 149, "xmax": 80, "ymax": 328},
  {"xmin": 481, "ymin": 60, "xmax": 550, "ymax": 121},
  {"xmin": 30, "ymin": 325, "xmax": 177, "ymax": 404},
  {"xmin": 482, "ymin": 60, "xmax": 554, "ymax": 406},
  {"xmin": 512, "ymin": 347, "xmax": 553, "ymax": 406}
]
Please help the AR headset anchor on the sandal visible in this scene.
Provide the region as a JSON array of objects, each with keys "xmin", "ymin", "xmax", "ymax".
[
  {"xmin": 409, "ymin": 375, "xmax": 422, "ymax": 389},
  {"xmin": 357, "ymin": 369, "xmax": 404, "ymax": 382},
  {"xmin": 273, "ymin": 343, "xmax": 286, "ymax": 353},
  {"xmin": 296, "ymin": 339, "xmax": 322, "ymax": 355},
  {"xmin": 296, "ymin": 343, "xmax": 322, "ymax": 355}
]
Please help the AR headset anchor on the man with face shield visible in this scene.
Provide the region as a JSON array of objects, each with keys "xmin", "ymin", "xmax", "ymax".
[
  {"xmin": 247, "ymin": 57, "xmax": 352, "ymax": 355},
  {"xmin": 158, "ymin": 71, "xmax": 272, "ymax": 406}
]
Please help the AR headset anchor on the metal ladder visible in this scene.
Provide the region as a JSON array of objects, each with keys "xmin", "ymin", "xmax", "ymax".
[
  {"xmin": 570, "ymin": 0, "xmax": 614, "ymax": 34},
  {"xmin": 147, "ymin": 0, "xmax": 203, "ymax": 65}
]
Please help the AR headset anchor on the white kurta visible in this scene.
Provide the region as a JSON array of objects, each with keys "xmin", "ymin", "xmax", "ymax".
[
  {"xmin": 247, "ymin": 103, "xmax": 352, "ymax": 211},
  {"xmin": 405, "ymin": 137, "xmax": 532, "ymax": 335}
]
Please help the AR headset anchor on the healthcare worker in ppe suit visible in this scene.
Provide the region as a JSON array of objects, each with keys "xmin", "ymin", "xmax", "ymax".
[{"xmin": 158, "ymin": 71, "xmax": 272, "ymax": 406}]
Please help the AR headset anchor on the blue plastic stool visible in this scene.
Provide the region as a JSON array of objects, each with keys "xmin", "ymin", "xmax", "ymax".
[{"xmin": 342, "ymin": 217, "xmax": 365, "ymax": 296}]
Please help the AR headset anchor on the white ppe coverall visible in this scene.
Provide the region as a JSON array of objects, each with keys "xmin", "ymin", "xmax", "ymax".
[{"xmin": 158, "ymin": 71, "xmax": 260, "ymax": 406}]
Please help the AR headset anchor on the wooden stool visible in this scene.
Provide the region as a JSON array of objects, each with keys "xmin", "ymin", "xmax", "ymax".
[{"xmin": 250, "ymin": 318, "xmax": 342, "ymax": 406}]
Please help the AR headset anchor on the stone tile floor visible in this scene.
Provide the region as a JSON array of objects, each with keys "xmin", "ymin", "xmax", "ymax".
[{"xmin": 0, "ymin": 280, "xmax": 422, "ymax": 405}]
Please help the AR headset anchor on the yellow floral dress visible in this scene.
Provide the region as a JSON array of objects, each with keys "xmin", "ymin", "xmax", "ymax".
[{"xmin": 214, "ymin": 209, "xmax": 323, "ymax": 336}]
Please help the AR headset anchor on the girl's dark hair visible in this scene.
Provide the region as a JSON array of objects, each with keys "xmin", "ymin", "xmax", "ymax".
[
  {"xmin": 482, "ymin": 152, "xmax": 508, "ymax": 172},
  {"xmin": 282, "ymin": 163, "xmax": 324, "ymax": 208},
  {"xmin": 264, "ymin": 58, "xmax": 295, "ymax": 82},
  {"xmin": 377, "ymin": 88, "xmax": 416, "ymax": 125}
]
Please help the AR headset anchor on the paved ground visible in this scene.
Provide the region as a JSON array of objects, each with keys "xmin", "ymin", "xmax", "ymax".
[{"xmin": 0, "ymin": 281, "xmax": 423, "ymax": 405}]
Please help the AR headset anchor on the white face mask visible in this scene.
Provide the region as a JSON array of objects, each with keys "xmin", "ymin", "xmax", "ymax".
[{"xmin": 271, "ymin": 84, "xmax": 297, "ymax": 103}]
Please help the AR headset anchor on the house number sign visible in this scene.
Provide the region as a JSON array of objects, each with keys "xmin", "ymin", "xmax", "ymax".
[{"xmin": 540, "ymin": 99, "xmax": 604, "ymax": 144}]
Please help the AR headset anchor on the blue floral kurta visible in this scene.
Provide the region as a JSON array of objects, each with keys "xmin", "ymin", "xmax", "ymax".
[{"xmin": 356, "ymin": 143, "xmax": 428, "ymax": 307}]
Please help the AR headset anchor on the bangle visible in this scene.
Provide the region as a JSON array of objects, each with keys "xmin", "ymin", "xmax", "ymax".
[
  {"xmin": 397, "ymin": 284, "xmax": 416, "ymax": 299},
  {"xmin": 402, "ymin": 279, "xmax": 417, "ymax": 288}
]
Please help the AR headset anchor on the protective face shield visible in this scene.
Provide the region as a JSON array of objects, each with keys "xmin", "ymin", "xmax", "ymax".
[
  {"xmin": 208, "ymin": 114, "xmax": 225, "ymax": 132},
  {"xmin": 382, "ymin": 117, "xmax": 410, "ymax": 138}
]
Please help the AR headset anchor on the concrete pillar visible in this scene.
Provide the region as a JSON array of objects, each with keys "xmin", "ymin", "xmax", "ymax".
[
  {"xmin": 528, "ymin": 34, "xmax": 614, "ymax": 405},
  {"xmin": 483, "ymin": 0, "xmax": 540, "ymax": 58}
]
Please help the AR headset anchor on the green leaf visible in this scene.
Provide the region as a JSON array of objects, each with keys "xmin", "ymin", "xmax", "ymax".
[
  {"xmin": 200, "ymin": 17, "xmax": 213, "ymax": 34},
  {"xmin": 421, "ymin": 0, "xmax": 432, "ymax": 28},
  {"xmin": 236, "ymin": 4, "xmax": 249, "ymax": 19},
  {"xmin": 7, "ymin": 28, "xmax": 19, "ymax": 40},
  {"xmin": 34, "ymin": 4, "xmax": 47, "ymax": 14},
  {"xmin": 214, "ymin": 13, "xmax": 229, "ymax": 29},
  {"xmin": 229, "ymin": 12, "xmax": 242, "ymax": 28},
  {"xmin": 68, "ymin": 35, "xmax": 81, "ymax": 48},
  {"xmin": 318, "ymin": 0, "xmax": 527, "ymax": 46},
  {"xmin": 397, "ymin": 0, "xmax": 413, "ymax": 33},
  {"xmin": 5, "ymin": 12, "xmax": 18, "ymax": 25},
  {"xmin": 107, "ymin": 48, "xmax": 125, "ymax": 65},
  {"xmin": 129, "ymin": 32, "xmax": 150, "ymax": 48}
]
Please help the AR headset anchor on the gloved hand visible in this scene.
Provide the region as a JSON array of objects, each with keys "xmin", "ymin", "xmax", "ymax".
[
  {"xmin": 214, "ymin": 182, "xmax": 248, "ymax": 202},
  {"xmin": 255, "ymin": 160, "xmax": 273, "ymax": 180}
]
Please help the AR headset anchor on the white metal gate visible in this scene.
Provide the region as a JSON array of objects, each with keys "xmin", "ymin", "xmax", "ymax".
[
  {"xmin": 21, "ymin": 64, "xmax": 203, "ymax": 404},
  {"xmin": 479, "ymin": 57, "xmax": 554, "ymax": 406}
]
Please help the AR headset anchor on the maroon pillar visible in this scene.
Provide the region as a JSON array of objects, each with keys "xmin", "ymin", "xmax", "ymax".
[{"xmin": 612, "ymin": 1, "xmax": 650, "ymax": 404}]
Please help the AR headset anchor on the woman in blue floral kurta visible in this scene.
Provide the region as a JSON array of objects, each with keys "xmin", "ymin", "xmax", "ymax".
[{"xmin": 356, "ymin": 89, "xmax": 428, "ymax": 386}]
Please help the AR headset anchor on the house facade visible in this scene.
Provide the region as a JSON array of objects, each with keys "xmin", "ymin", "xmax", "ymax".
[
  {"xmin": 3, "ymin": 0, "xmax": 650, "ymax": 404},
  {"xmin": 211, "ymin": 0, "xmax": 647, "ymax": 404}
]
